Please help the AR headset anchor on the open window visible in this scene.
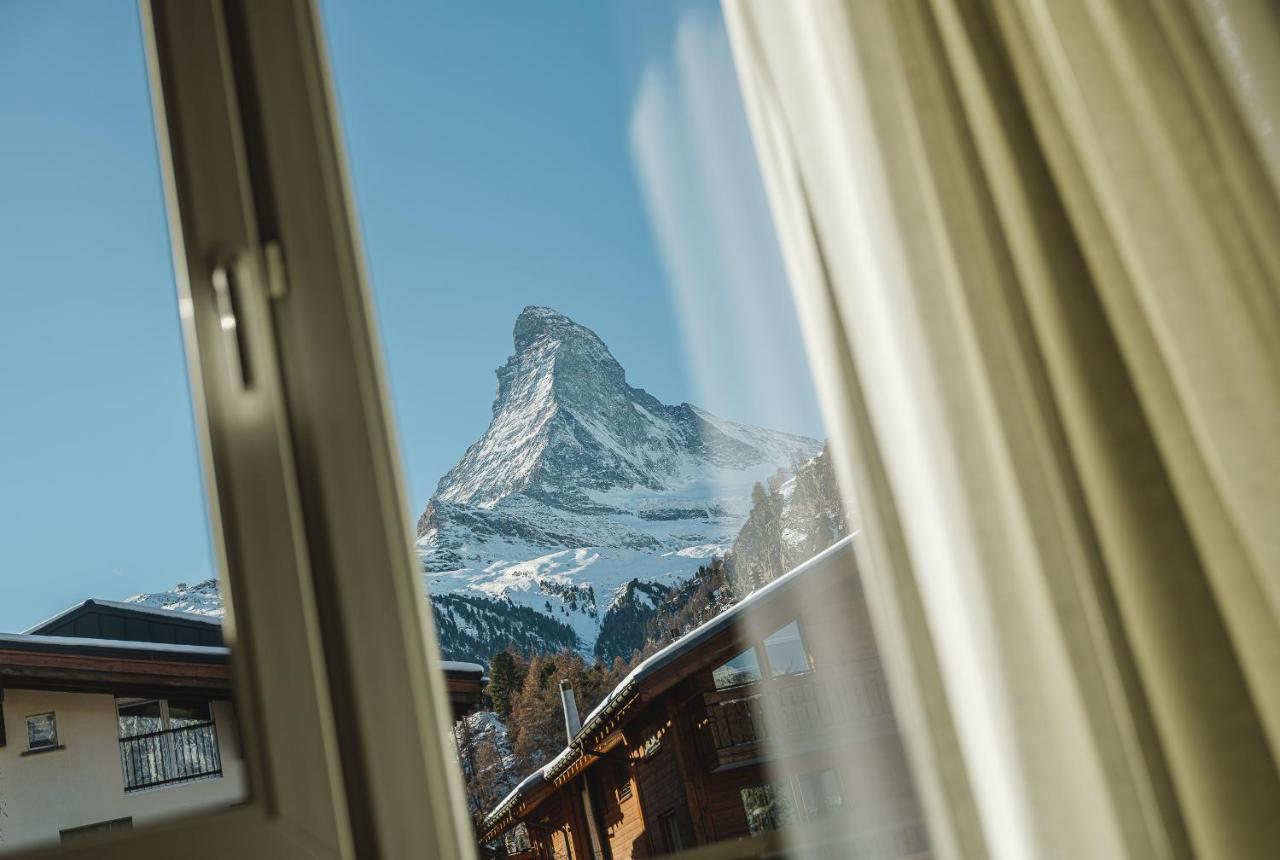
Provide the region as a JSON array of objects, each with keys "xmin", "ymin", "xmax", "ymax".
[
  {"xmin": 6, "ymin": 0, "xmax": 1270, "ymax": 857},
  {"xmin": 1, "ymin": 1, "xmax": 468, "ymax": 857}
]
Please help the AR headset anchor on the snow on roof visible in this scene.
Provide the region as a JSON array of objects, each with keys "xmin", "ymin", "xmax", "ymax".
[
  {"xmin": 440, "ymin": 660, "xmax": 485, "ymax": 675},
  {"xmin": 482, "ymin": 535, "xmax": 856, "ymax": 832},
  {"xmin": 22, "ymin": 598, "xmax": 223, "ymax": 635},
  {"xmin": 0, "ymin": 631, "xmax": 229, "ymax": 658},
  {"xmin": 93, "ymin": 599, "xmax": 223, "ymax": 623},
  {"xmin": 488, "ymin": 767, "xmax": 549, "ymax": 827},
  {"xmin": 573, "ymin": 534, "xmax": 854, "ymax": 735}
]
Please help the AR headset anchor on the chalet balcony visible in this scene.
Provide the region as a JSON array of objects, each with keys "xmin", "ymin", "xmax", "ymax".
[
  {"xmin": 696, "ymin": 665, "xmax": 897, "ymax": 771},
  {"xmin": 119, "ymin": 722, "xmax": 222, "ymax": 792}
]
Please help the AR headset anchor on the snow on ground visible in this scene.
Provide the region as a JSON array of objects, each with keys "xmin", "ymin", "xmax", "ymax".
[
  {"xmin": 424, "ymin": 542, "xmax": 715, "ymax": 650},
  {"xmin": 125, "ymin": 579, "xmax": 224, "ymax": 617}
]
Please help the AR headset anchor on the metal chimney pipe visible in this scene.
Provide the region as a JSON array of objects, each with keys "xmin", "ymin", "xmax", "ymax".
[
  {"xmin": 559, "ymin": 678, "xmax": 582, "ymax": 741},
  {"xmin": 560, "ymin": 679, "xmax": 604, "ymax": 858}
]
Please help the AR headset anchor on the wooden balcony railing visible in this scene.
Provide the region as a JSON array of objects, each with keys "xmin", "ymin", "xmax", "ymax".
[
  {"xmin": 119, "ymin": 722, "xmax": 222, "ymax": 792},
  {"xmin": 697, "ymin": 667, "xmax": 895, "ymax": 770}
]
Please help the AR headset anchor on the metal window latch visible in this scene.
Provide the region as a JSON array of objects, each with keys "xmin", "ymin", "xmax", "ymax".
[
  {"xmin": 209, "ymin": 243, "xmax": 285, "ymax": 391},
  {"xmin": 210, "ymin": 255, "xmax": 252, "ymax": 389}
]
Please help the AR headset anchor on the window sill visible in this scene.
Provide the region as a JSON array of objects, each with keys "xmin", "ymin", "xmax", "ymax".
[{"xmin": 21, "ymin": 744, "xmax": 66, "ymax": 757}]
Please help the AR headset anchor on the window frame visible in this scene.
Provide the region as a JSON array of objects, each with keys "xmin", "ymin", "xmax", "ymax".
[
  {"xmin": 25, "ymin": 713, "xmax": 59, "ymax": 753},
  {"xmin": 760, "ymin": 618, "xmax": 814, "ymax": 679},
  {"xmin": 116, "ymin": 698, "xmax": 215, "ymax": 739},
  {"xmin": 711, "ymin": 644, "xmax": 765, "ymax": 691},
  {"xmin": 9, "ymin": 1, "xmax": 472, "ymax": 858},
  {"xmin": 739, "ymin": 768, "xmax": 843, "ymax": 836},
  {"xmin": 658, "ymin": 810, "xmax": 686, "ymax": 853}
]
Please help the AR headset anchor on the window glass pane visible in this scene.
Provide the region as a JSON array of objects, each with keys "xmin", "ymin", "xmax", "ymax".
[
  {"xmin": 167, "ymin": 698, "xmax": 213, "ymax": 727},
  {"xmin": 713, "ymin": 646, "xmax": 763, "ymax": 689},
  {"xmin": 796, "ymin": 769, "xmax": 844, "ymax": 820},
  {"xmin": 117, "ymin": 700, "xmax": 163, "ymax": 738},
  {"xmin": 741, "ymin": 782, "xmax": 796, "ymax": 835},
  {"xmin": 321, "ymin": 1, "xmax": 931, "ymax": 857},
  {"xmin": 763, "ymin": 621, "xmax": 811, "ymax": 677},
  {"xmin": 0, "ymin": 1, "xmax": 246, "ymax": 851},
  {"xmin": 26, "ymin": 714, "xmax": 58, "ymax": 750}
]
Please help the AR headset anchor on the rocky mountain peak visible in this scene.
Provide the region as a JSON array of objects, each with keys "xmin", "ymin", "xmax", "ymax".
[
  {"xmin": 498, "ymin": 306, "xmax": 629, "ymax": 414},
  {"xmin": 432, "ymin": 307, "xmax": 819, "ymax": 516},
  {"xmin": 512, "ymin": 306, "xmax": 612, "ymax": 359}
]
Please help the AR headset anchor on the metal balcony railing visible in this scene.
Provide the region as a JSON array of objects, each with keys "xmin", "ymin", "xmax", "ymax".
[{"xmin": 119, "ymin": 722, "xmax": 222, "ymax": 792}]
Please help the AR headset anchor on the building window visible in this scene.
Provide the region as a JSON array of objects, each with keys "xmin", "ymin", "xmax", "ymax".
[
  {"xmin": 713, "ymin": 645, "xmax": 763, "ymax": 689},
  {"xmin": 117, "ymin": 697, "xmax": 213, "ymax": 737},
  {"xmin": 615, "ymin": 761, "xmax": 633, "ymax": 801},
  {"xmin": 26, "ymin": 712, "xmax": 58, "ymax": 752},
  {"xmin": 741, "ymin": 769, "xmax": 842, "ymax": 835},
  {"xmin": 763, "ymin": 621, "xmax": 812, "ymax": 677},
  {"xmin": 712, "ymin": 621, "xmax": 812, "ymax": 690},
  {"xmin": 795, "ymin": 769, "xmax": 844, "ymax": 820},
  {"xmin": 659, "ymin": 810, "xmax": 686, "ymax": 852},
  {"xmin": 116, "ymin": 697, "xmax": 221, "ymax": 791},
  {"xmin": 741, "ymin": 781, "xmax": 797, "ymax": 835}
]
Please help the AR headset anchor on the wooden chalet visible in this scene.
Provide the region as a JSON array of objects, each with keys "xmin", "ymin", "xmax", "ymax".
[{"xmin": 479, "ymin": 537, "xmax": 930, "ymax": 859}]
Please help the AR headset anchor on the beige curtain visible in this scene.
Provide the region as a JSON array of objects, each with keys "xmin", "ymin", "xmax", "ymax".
[{"xmin": 723, "ymin": 0, "xmax": 1280, "ymax": 858}]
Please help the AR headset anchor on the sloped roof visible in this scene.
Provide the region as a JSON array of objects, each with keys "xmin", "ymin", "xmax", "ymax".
[
  {"xmin": 480, "ymin": 536, "xmax": 855, "ymax": 840},
  {"xmin": 22, "ymin": 598, "xmax": 224, "ymax": 650}
]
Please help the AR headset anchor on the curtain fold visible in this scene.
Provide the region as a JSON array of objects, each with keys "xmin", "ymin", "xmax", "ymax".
[{"xmin": 724, "ymin": 1, "xmax": 1280, "ymax": 857}]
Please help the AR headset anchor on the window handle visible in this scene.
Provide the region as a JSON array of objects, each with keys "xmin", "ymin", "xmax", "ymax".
[{"xmin": 211, "ymin": 255, "xmax": 252, "ymax": 389}]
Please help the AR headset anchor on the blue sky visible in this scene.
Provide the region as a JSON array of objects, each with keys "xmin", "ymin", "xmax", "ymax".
[{"xmin": 0, "ymin": 0, "xmax": 820, "ymax": 632}]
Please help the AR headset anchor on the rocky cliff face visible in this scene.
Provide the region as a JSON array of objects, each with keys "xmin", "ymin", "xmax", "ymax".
[
  {"xmin": 418, "ymin": 307, "xmax": 820, "ymax": 659},
  {"xmin": 601, "ymin": 444, "xmax": 850, "ymax": 661}
]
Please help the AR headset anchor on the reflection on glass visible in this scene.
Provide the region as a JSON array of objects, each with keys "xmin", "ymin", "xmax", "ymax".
[
  {"xmin": 713, "ymin": 646, "xmax": 764, "ymax": 689},
  {"xmin": 0, "ymin": 1, "xmax": 246, "ymax": 852},
  {"xmin": 742, "ymin": 782, "xmax": 797, "ymax": 835},
  {"xmin": 322, "ymin": 0, "xmax": 930, "ymax": 856},
  {"xmin": 796, "ymin": 769, "xmax": 844, "ymax": 821},
  {"xmin": 116, "ymin": 698, "xmax": 223, "ymax": 793},
  {"xmin": 117, "ymin": 699, "xmax": 165, "ymax": 738},
  {"xmin": 25, "ymin": 714, "xmax": 59, "ymax": 752},
  {"xmin": 763, "ymin": 621, "xmax": 811, "ymax": 677},
  {"xmin": 167, "ymin": 698, "xmax": 214, "ymax": 728}
]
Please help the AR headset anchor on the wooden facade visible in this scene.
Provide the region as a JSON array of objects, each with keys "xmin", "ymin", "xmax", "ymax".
[{"xmin": 481, "ymin": 538, "xmax": 930, "ymax": 859}]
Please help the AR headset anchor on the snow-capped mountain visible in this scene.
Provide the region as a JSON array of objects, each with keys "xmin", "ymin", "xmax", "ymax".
[
  {"xmin": 126, "ymin": 578, "xmax": 223, "ymax": 617},
  {"xmin": 418, "ymin": 306, "xmax": 820, "ymax": 658},
  {"xmin": 126, "ymin": 307, "xmax": 820, "ymax": 663}
]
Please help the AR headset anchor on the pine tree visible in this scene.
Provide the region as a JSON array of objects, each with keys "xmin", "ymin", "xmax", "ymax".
[{"xmin": 487, "ymin": 649, "xmax": 526, "ymax": 720}]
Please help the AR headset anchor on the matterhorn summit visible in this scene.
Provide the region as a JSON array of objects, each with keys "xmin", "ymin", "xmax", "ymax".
[
  {"xmin": 419, "ymin": 307, "xmax": 819, "ymax": 658},
  {"xmin": 128, "ymin": 307, "xmax": 822, "ymax": 663}
]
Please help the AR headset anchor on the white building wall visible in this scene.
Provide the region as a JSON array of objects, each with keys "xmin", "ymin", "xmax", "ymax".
[{"xmin": 0, "ymin": 689, "xmax": 247, "ymax": 853}]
